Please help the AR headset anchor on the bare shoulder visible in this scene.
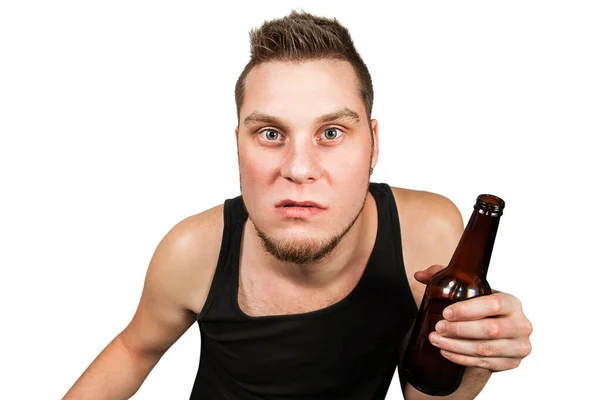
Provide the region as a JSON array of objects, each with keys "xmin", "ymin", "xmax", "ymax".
[
  {"xmin": 147, "ymin": 204, "xmax": 225, "ymax": 315},
  {"xmin": 119, "ymin": 204, "xmax": 225, "ymax": 359},
  {"xmin": 389, "ymin": 187, "xmax": 463, "ymax": 235},
  {"xmin": 389, "ymin": 186, "xmax": 464, "ymax": 304}
]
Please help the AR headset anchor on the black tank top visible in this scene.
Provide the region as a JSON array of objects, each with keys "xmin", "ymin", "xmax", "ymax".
[{"xmin": 190, "ymin": 183, "xmax": 417, "ymax": 399}]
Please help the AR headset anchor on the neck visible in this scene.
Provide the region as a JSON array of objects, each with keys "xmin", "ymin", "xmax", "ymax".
[{"xmin": 244, "ymin": 193, "xmax": 377, "ymax": 289}]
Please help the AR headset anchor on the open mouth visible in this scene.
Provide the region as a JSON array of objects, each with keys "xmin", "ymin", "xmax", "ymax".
[
  {"xmin": 275, "ymin": 199, "xmax": 325, "ymax": 218},
  {"xmin": 277, "ymin": 200, "xmax": 325, "ymax": 209}
]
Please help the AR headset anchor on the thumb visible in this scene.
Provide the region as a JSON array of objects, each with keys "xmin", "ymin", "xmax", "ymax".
[{"xmin": 414, "ymin": 264, "xmax": 446, "ymax": 285}]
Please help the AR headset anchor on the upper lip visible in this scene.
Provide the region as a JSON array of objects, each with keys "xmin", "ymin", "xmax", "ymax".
[{"xmin": 275, "ymin": 199, "xmax": 326, "ymax": 209}]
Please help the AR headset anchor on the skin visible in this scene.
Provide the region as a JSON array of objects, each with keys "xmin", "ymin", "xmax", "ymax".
[{"xmin": 63, "ymin": 59, "xmax": 532, "ymax": 400}]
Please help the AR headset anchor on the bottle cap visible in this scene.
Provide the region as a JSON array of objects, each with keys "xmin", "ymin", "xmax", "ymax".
[{"xmin": 475, "ymin": 194, "xmax": 505, "ymax": 216}]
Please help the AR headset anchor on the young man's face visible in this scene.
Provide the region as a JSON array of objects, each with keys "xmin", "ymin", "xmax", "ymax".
[{"xmin": 236, "ymin": 59, "xmax": 379, "ymax": 264}]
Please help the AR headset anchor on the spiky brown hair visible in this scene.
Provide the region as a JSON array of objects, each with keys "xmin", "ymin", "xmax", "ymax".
[{"xmin": 234, "ymin": 10, "xmax": 374, "ymax": 121}]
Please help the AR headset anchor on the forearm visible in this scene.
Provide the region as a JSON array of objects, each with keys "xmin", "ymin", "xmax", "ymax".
[
  {"xmin": 63, "ymin": 334, "xmax": 159, "ymax": 400},
  {"xmin": 403, "ymin": 367, "xmax": 491, "ymax": 400}
]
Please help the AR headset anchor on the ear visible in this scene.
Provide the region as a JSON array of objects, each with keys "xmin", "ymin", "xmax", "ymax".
[{"xmin": 370, "ymin": 118, "xmax": 379, "ymax": 170}]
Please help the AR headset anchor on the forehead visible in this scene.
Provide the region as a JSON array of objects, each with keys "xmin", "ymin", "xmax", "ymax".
[{"xmin": 240, "ymin": 59, "xmax": 365, "ymax": 122}]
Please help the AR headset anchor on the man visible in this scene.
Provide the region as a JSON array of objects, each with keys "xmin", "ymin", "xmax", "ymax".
[{"xmin": 64, "ymin": 10, "xmax": 532, "ymax": 399}]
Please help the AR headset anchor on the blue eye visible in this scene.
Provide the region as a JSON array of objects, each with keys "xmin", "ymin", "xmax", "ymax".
[
  {"xmin": 321, "ymin": 128, "xmax": 341, "ymax": 140},
  {"xmin": 260, "ymin": 129, "xmax": 281, "ymax": 141}
]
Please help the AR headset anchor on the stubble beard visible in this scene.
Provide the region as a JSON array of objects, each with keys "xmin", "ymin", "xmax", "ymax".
[{"xmin": 251, "ymin": 184, "xmax": 371, "ymax": 265}]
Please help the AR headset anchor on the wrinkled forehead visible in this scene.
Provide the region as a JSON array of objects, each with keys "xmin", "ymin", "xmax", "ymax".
[{"xmin": 240, "ymin": 59, "xmax": 366, "ymax": 127}]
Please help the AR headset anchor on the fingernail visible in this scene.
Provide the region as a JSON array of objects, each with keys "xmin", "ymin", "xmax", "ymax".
[
  {"xmin": 443, "ymin": 308, "xmax": 453, "ymax": 320},
  {"xmin": 436, "ymin": 321, "xmax": 446, "ymax": 334},
  {"xmin": 430, "ymin": 332, "xmax": 440, "ymax": 345}
]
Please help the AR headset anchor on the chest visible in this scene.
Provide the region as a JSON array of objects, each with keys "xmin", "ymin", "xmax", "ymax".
[{"xmin": 237, "ymin": 265, "xmax": 365, "ymax": 317}]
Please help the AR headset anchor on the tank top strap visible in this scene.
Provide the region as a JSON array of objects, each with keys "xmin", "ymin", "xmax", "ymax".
[
  {"xmin": 196, "ymin": 196, "xmax": 247, "ymax": 320},
  {"xmin": 228, "ymin": 195, "xmax": 248, "ymax": 225},
  {"xmin": 368, "ymin": 182, "xmax": 417, "ymax": 313}
]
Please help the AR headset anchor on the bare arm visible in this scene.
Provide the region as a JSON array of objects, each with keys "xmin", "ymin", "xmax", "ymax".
[
  {"xmin": 62, "ymin": 333, "xmax": 170, "ymax": 400},
  {"xmin": 63, "ymin": 206, "xmax": 223, "ymax": 399}
]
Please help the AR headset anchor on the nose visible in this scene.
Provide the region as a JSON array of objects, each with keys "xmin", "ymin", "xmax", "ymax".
[{"xmin": 280, "ymin": 137, "xmax": 322, "ymax": 184}]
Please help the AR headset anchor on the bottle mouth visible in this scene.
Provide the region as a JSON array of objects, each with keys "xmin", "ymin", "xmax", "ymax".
[{"xmin": 475, "ymin": 194, "xmax": 505, "ymax": 216}]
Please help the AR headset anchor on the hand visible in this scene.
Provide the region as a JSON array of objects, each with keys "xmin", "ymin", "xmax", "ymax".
[{"xmin": 415, "ymin": 265, "xmax": 533, "ymax": 372}]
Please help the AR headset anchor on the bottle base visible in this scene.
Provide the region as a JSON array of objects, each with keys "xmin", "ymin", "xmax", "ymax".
[{"xmin": 403, "ymin": 366, "xmax": 460, "ymax": 397}]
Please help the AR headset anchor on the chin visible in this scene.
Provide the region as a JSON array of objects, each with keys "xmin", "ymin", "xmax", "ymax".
[
  {"xmin": 256, "ymin": 226, "xmax": 341, "ymax": 265},
  {"xmin": 269, "ymin": 225, "xmax": 332, "ymax": 245}
]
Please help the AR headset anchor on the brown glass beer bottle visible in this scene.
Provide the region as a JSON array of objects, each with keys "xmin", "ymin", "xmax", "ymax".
[{"xmin": 401, "ymin": 194, "xmax": 505, "ymax": 396}]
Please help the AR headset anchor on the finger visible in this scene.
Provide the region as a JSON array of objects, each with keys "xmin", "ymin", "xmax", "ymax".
[
  {"xmin": 443, "ymin": 293, "xmax": 521, "ymax": 321},
  {"xmin": 414, "ymin": 264, "xmax": 446, "ymax": 284},
  {"xmin": 429, "ymin": 332, "xmax": 532, "ymax": 359},
  {"xmin": 435, "ymin": 317, "xmax": 531, "ymax": 340},
  {"xmin": 438, "ymin": 350, "xmax": 522, "ymax": 372}
]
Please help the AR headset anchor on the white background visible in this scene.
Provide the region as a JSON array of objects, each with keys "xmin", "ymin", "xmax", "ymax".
[{"xmin": 1, "ymin": 1, "xmax": 598, "ymax": 399}]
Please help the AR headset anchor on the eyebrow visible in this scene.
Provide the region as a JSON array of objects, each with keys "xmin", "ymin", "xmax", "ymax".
[{"xmin": 243, "ymin": 107, "xmax": 361, "ymax": 129}]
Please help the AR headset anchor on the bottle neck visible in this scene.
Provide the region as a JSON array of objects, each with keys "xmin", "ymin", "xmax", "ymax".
[{"xmin": 448, "ymin": 208, "xmax": 501, "ymax": 279}]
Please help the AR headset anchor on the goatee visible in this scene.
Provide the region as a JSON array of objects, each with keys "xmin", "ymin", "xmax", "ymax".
[{"xmin": 251, "ymin": 187, "xmax": 370, "ymax": 265}]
